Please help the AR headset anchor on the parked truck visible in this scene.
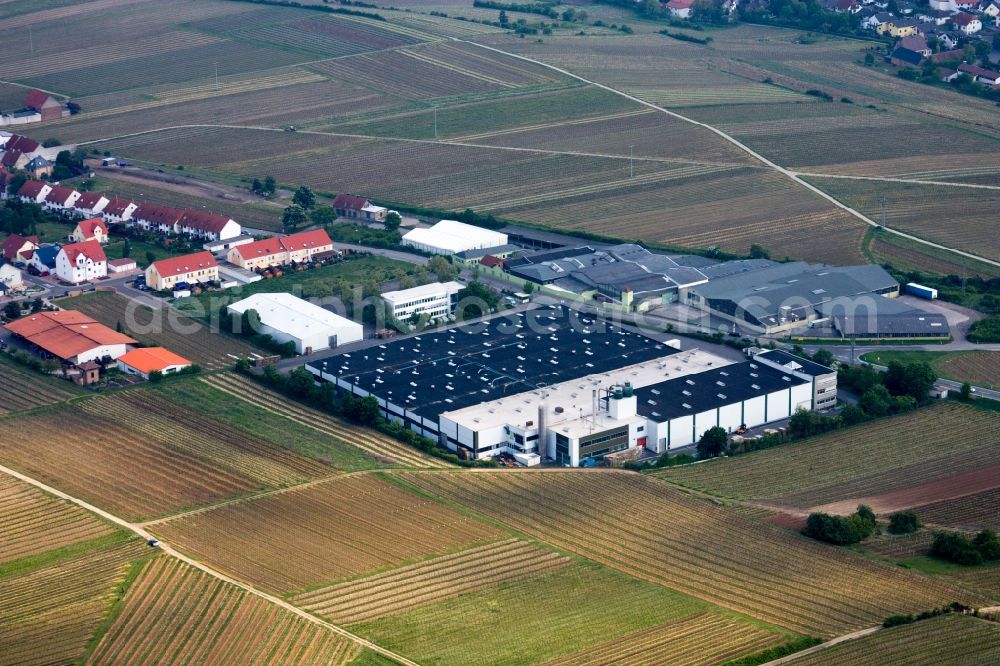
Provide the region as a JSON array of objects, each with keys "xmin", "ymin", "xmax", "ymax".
[{"xmin": 906, "ymin": 283, "xmax": 938, "ymax": 300}]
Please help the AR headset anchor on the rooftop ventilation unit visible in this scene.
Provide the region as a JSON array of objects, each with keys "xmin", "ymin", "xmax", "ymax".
[{"xmin": 682, "ymin": 403, "xmax": 691, "ymax": 409}]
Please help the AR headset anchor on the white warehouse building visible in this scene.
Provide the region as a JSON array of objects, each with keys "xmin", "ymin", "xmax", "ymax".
[
  {"xmin": 401, "ymin": 220, "xmax": 508, "ymax": 255},
  {"xmin": 227, "ymin": 292, "xmax": 362, "ymax": 355},
  {"xmin": 381, "ymin": 281, "xmax": 463, "ymax": 322}
]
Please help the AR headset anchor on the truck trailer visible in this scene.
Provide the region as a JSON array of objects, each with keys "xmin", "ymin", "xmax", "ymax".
[{"xmin": 906, "ymin": 283, "xmax": 938, "ymax": 300}]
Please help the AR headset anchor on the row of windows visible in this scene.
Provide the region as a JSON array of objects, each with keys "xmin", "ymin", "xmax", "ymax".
[{"xmin": 392, "ymin": 296, "xmax": 449, "ymax": 310}]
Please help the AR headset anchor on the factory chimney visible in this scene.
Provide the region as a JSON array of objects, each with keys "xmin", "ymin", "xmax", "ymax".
[{"xmin": 537, "ymin": 403, "xmax": 547, "ymax": 460}]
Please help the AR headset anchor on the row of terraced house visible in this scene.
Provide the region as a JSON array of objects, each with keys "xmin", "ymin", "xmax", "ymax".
[{"xmin": 8, "ymin": 178, "xmax": 243, "ymax": 242}]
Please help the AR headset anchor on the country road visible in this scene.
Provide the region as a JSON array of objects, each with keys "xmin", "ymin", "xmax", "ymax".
[{"xmin": 0, "ymin": 463, "xmax": 420, "ymax": 666}]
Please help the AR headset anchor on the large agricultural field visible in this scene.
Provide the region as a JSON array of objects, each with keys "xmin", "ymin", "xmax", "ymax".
[
  {"xmin": 0, "ymin": 387, "xmax": 341, "ymax": 520},
  {"xmin": 398, "ymin": 470, "xmax": 982, "ymax": 637},
  {"xmin": 14, "ymin": 0, "xmax": 998, "ymax": 271},
  {"xmin": 654, "ymin": 403, "xmax": 1000, "ymax": 512},
  {"xmin": 151, "ymin": 474, "xmax": 504, "ymax": 595}
]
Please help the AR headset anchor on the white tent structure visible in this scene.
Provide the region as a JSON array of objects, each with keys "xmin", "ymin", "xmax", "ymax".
[
  {"xmin": 401, "ymin": 220, "xmax": 508, "ymax": 255},
  {"xmin": 227, "ymin": 292, "xmax": 363, "ymax": 354}
]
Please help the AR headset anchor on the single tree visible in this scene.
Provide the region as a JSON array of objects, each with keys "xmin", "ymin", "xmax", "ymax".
[
  {"xmin": 263, "ymin": 175, "xmax": 277, "ymax": 198},
  {"xmin": 383, "ymin": 211, "xmax": 402, "ymax": 232},
  {"xmin": 960, "ymin": 382, "xmax": 972, "ymax": 402},
  {"xmin": 251, "ymin": 177, "xmax": 263, "ymax": 195},
  {"xmin": 523, "ymin": 281, "xmax": 535, "ymax": 294},
  {"xmin": 122, "ymin": 238, "xmax": 132, "ymax": 258},
  {"xmin": 428, "ymin": 255, "xmax": 456, "ymax": 282},
  {"xmin": 292, "ymin": 186, "xmax": 315, "ymax": 210},
  {"xmin": 888, "ymin": 510, "xmax": 920, "ymax": 534},
  {"xmin": 310, "ymin": 204, "xmax": 336, "ymax": 227},
  {"xmin": 3, "ymin": 300, "xmax": 22, "ymax": 321},
  {"xmin": 811, "ymin": 348, "xmax": 835, "ymax": 368},
  {"xmin": 145, "ymin": 250, "xmax": 156, "ymax": 267},
  {"xmin": 282, "ymin": 204, "xmax": 307, "ymax": 232},
  {"xmin": 697, "ymin": 426, "xmax": 728, "ymax": 459}
]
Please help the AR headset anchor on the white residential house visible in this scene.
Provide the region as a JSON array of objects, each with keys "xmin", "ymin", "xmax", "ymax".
[
  {"xmin": 16, "ymin": 180, "xmax": 51, "ymax": 204},
  {"xmin": 176, "ymin": 210, "xmax": 242, "ymax": 241},
  {"xmin": 42, "ymin": 185, "xmax": 81, "ymax": 213},
  {"xmin": 953, "ymin": 12, "xmax": 982, "ymax": 32},
  {"xmin": 101, "ymin": 198, "xmax": 138, "ymax": 224},
  {"xmin": 55, "ymin": 240, "xmax": 107, "ymax": 284},
  {"xmin": 73, "ymin": 192, "xmax": 110, "ymax": 218},
  {"xmin": 69, "ymin": 217, "xmax": 109, "ymax": 244},
  {"xmin": 0, "ymin": 263, "xmax": 23, "ymax": 292}
]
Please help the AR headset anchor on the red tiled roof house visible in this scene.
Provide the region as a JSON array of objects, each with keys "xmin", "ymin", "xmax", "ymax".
[
  {"xmin": 70, "ymin": 217, "xmax": 110, "ymax": 244},
  {"xmin": 55, "ymin": 240, "xmax": 107, "ymax": 284}
]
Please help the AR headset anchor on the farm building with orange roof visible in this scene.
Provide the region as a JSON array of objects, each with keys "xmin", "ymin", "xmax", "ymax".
[
  {"xmin": 116, "ymin": 347, "xmax": 192, "ymax": 379},
  {"xmin": 4, "ymin": 310, "xmax": 136, "ymax": 364}
]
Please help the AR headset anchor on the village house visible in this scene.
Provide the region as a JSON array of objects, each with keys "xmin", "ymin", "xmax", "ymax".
[
  {"xmin": 0, "ymin": 262, "xmax": 23, "ymax": 292},
  {"xmin": 332, "ymin": 194, "xmax": 388, "ymax": 222},
  {"xmin": 2, "ymin": 150, "xmax": 27, "ymax": 170},
  {"xmin": 948, "ymin": 62, "xmax": 1000, "ymax": 84},
  {"xmin": 131, "ymin": 203, "xmax": 184, "ymax": 234},
  {"xmin": 2, "ymin": 134, "xmax": 41, "ymax": 156},
  {"xmin": 890, "ymin": 46, "xmax": 926, "ymax": 66},
  {"xmin": 664, "ymin": 0, "xmax": 695, "ymax": 16},
  {"xmin": 42, "ymin": 184, "xmax": 81, "ymax": 213},
  {"xmin": 144, "ymin": 251, "xmax": 218, "ymax": 292},
  {"xmin": 227, "ymin": 229, "xmax": 334, "ymax": 270},
  {"xmin": 24, "ymin": 156, "xmax": 52, "ymax": 179},
  {"xmin": 917, "ymin": 8, "xmax": 954, "ymax": 24},
  {"xmin": 982, "ymin": 1, "xmax": 1000, "ymax": 17},
  {"xmin": 878, "ymin": 17, "xmax": 921, "ymax": 36},
  {"xmin": 2, "ymin": 233, "xmax": 39, "ymax": 263},
  {"xmin": 898, "ymin": 34, "xmax": 933, "ymax": 55},
  {"xmin": 73, "ymin": 192, "xmax": 109, "ymax": 217},
  {"xmin": 55, "ymin": 240, "xmax": 107, "ymax": 284},
  {"xmin": 101, "ymin": 197, "xmax": 137, "ymax": 224},
  {"xmin": 953, "ymin": 12, "xmax": 982, "ymax": 32},
  {"xmin": 69, "ymin": 217, "xmax": 109, "ymax": 244},
  {"xmin": 28, "ymin": 245, "xmax": 60, "ymax": 275},
  {"xmin": 3, "ymin": 310, "xmax": 136, "ymax": 365},
  {"xmin": 0, "ymin": 167, "xmax": 9, "ymax": 199},
  {"xmin": 176, "ymin": 209, "xmax": 241, "ymax": 241},
  {"xmin": 22, "ymin": 90, "xmax": 68, "ymax": 122},
  {"xmin": 17, "ymin": 180, "xmax": 51, "ymax": 204},
  {"xmin": 116, "ymin": 347, "xmax": 192, "ymax": 379}
]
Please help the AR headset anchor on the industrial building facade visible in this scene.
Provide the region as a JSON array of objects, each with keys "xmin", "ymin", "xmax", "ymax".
[
  {"xmin": 306, "ymin": 307, "xmax": 836, "ymax": 466},
  {"xmin": 381, "ymin": 281, "xmax": 463, "ymax": 322}
]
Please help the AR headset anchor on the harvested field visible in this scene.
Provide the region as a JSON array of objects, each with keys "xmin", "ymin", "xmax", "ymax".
[
  {"xmin": 201, "ymin": 373, "xmax": 444, "ymax": 468},
  {"xmin": 0, "ymin": 354, "xmax": 82, "ymax": 415},
  {"xmin": 0, "ymin": 475, "xmax": 116, "ymax": 566},
  {"xmin": 295, "ymin": 539, "xmax": 571, "ymax": 624},
  {"xmin": 350, "ymin": 561, "xmax": 748, "ymax": 666},
  {"xmin": 55, "ymin": 291, "xmax": 260, "ymax": 370},
  {"xmin": 0, "ymin": 390, "xmax": 334, "ymax": 520},
  {"xmin": 805, "ymin": 177, "xmax": 1000, "ymax": 262},
  {"xmin": 401, "ymin": 470, "xmax": 980, "ymax": 636},
  {"xmin": 788, "ymin": 614, "xmax": 1000, "ymax": 665},
  {"xmin": 0, "ymin": 537, "xmax": 147, "ymax": 666},
  {"xmin": 89, "ymin": 557, "xmax": 360, "ymax": 665},
  {"xmin": 152, "ymin": 474, "xmax": 502, "ymax": 595},
  {"xmin": 655, "ymin": 404, "xmax": 1000, "ymax": 507},
  {"xmin": 913, "ymin": 488, "xmax": 1000, "ymax": 532},
  {"xmin": 543, "ymin": 611, "xmax": 788, "ymax": 666}
]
